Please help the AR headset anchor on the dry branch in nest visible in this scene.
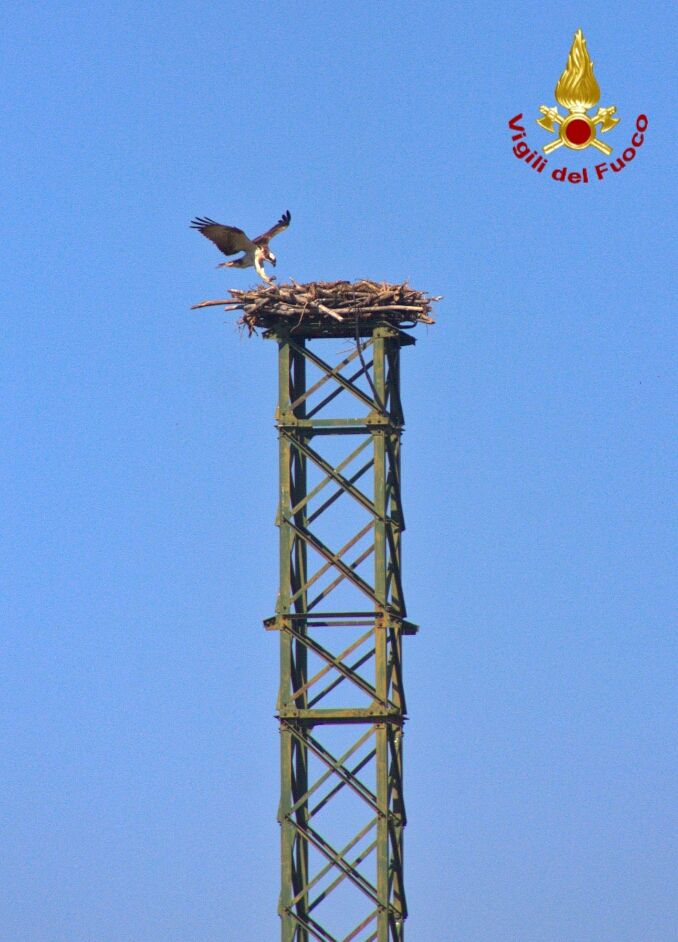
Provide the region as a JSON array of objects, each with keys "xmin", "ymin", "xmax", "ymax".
[{"xmin": 191, "ymin": 279, "xmax": 439, "ymax": 335}]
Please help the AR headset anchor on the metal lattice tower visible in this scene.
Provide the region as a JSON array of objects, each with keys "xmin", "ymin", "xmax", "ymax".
[{"xmin": 264, "ymin": 321, "xmax": 418, "ymax": 942}]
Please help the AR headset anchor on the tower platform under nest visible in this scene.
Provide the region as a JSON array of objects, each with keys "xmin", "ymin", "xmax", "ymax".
[{"xmin": 191, "ymin": 279, "xmax": 439, "ymax": 337}]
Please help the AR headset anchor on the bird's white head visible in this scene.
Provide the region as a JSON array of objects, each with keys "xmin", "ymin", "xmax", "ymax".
[{"xmin": 262, "ymin": 246, "xmax": 277, "ymax": 267}]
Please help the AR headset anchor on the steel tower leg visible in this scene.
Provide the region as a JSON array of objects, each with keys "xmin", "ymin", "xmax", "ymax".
[{"xmin": 266, "ymin": 324, "xmax": 417, "ymax": 942}]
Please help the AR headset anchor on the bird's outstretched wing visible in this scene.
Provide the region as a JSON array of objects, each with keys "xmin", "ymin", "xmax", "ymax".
[
  {"xmin": 254, "ymin": 210, "xmax": 291, "ymax": 245},
  {"xmin": 190, "ymin": 217, "xmax": 255, "ymax": 257}
]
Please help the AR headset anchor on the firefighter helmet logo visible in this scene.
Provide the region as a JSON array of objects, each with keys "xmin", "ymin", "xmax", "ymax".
[{"xmin": 537, "ymin": 29, "xmax": 619, "ymax": 155}]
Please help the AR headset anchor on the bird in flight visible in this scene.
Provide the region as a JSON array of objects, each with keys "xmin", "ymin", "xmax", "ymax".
[{"xmin": 190, "ymin": 210, "xmax": 291, "ymax": 284}]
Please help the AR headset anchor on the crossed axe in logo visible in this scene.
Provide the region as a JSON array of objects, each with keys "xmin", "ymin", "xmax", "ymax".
[{"xmin": 538, "ymin": 105, "xmax": 619, "ymax": 155}]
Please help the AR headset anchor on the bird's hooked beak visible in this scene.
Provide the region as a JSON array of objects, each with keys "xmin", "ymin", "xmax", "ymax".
[{"xmin": 271, "ymin": 255, "xmax": 277, "ymax": 267}]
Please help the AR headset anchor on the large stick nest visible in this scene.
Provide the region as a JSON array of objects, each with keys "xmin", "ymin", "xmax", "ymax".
[{"xmin": 192, "ymin": 280, "xmax": 439, "ymax": 336}]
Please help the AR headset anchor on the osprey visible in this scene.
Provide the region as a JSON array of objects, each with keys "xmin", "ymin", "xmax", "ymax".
[{"xmin": 190, "ymin": 210, "xmax": 291, "ymax": 284}]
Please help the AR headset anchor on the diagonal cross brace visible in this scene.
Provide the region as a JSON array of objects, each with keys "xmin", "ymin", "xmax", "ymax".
[
  {"xmin": 284, "ymin": 520, "xmax": 378, "ymax": 605},
  {"xmin": 288, "ymin": 435, "xmax": 373, "ymax": 521},
  {"xmin": 291, "ymin": 520, "xmax": 374, "ymax": 606},
  {"xmin": 287, "ymin": 726, "xmax": 376, "ymax": 819},
  {"xmin": 285, "ymin": 432, "xmax": 390, "ymax": 525},
  {"xmin": 290, "ymin": 342, "xmax": 367, "ymax": 412},
  {"xmin": 290, "ymin": 627, "xmax": 375, "ymax": 703},
  {"xmin": 283, "ymin": 721, "xmax": 379, "ymax": 813},
  {"xmin": 308, "ymin": 648, "xmax": 376, "ymax": 708},
  {"xmin": 290, "ymin": 819, "xmax": 378, "ymax": 911},
  {"xmin": 306, "ymin": 358, "xmax": 375, "ymax": 420},
  {"xmin": 288, "ymin": 818, "xmax": 380, "ymax": 907},
  {"xmin": 285, "ymin": 908, "xmax": 338, "ymax": 942},
  {"xmin": 284, "ymin": 624, "xmax": 379, "ymax": 704},
  {"xmin": 286, "ymin": 339, "xmax": 379, "ymax": 413}
]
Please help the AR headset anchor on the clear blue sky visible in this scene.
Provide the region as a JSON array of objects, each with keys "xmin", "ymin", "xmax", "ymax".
[{"xmin": 2, "ymin": 3, "xmax": 675, "ymax": 940}]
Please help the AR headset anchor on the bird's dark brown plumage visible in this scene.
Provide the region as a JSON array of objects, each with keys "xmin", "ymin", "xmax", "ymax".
[
  {"xmin": 190, "ymin": 217, "xmax": 254, "ymax": 257},
  {"xmin": 253, "ymin": 210, "xmax": 292, "ymax": 245}
]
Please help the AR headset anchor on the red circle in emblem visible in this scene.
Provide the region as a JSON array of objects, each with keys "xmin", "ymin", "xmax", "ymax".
[{"xmin": 565, "ymin": 118, "xmax": 592, "ymax": 145}]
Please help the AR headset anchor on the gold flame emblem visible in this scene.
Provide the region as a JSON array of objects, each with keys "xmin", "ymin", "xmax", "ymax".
[{"xmin": 537, "ymin": 29, "xmax": 619, "ymax": 155}]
